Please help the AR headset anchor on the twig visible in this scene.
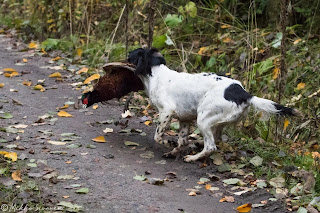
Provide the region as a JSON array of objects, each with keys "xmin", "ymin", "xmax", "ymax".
[
  {"xmin": 148, "ymin": 0, "xmax": 156, "ymax": 48},
  {"xmin": 68, "ymin": 0, "xmax": 73, "ymax": 36}
]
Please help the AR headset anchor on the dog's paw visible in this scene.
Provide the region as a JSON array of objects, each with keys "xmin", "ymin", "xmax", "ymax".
[{"xmin": 183, "ymin": 155, "xmax": 198, "ymax": 162}]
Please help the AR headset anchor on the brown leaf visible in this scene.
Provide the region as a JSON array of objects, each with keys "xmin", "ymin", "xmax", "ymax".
[{"xmin": 12, "ymin": 170, "xmax": 22, "ymax": 181}]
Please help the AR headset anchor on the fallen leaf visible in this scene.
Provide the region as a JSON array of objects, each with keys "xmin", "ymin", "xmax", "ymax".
[
  {"xmin": 220, "ymin": 196, "xmax": 235, "ymax": 203},
  {"xmin": 48, "ymin": 141, "xmax": 67, "ymax": 145},
  {"xmin": 133, "ymin": 175, "xmax": 147, "ymax": 181},
  {"xmin": 58, "ymin": 111, "xmax": 72, "ymax": 117},
  {"xmin": 23, "ymin": 58, "xmax": 28, "ymax": 62},
  {"xmin": 76, "ymin": 48, "xmax": 83, "ymax": 57},
  {"xmin": 59, "ymin": 104, "xmax": 69, "ymax": 109},
  {"xmin": 92, "ymin": 105, "xmax": 98, "ymax": 109},
  {"xmin": 0, "ymin": 112, "xmax": 13, "ymax": 119},
  {"xmin": 29, "ymin": 42, "xmax": 38, "ymax": 49},
  {"xmin": 76, "ymin": 188, "xmax": 89, "ymax": 194},
  {"xmin": 140, "ymin": 151, "xmax": 154, "ymax": 159},
  {"xmin": 92, "ymin": 136, "xmax": 106, "ymax": 143},
  {"xmin": 3, "ymin": 68, "xmax": 16, "ymax": 72},
  {"xmin": 57, "ymin": 201, "xmax": 82, "ymax": 211},
  {"xmin": 273, "ymin": 67, "xmax": 280, "ymax": 80},
  {"xmin": 83, "ymin": 73, "xmax": 100, "ymax": 84},
  {"xmin": 66, "ymin": 161, "xmax": 72, "ymax": 164},
  {"xmin": 0, "ymin": 83, "xmax": 4, "ymax": 88},
  {"xmin": 4, "ymin": 71, "xmax": 19, "ymax": 77},
  {"xmin": 33, "ymin": 85, "xmax": 45, "ymax": 92},
  {"xmin": 13, "ymin": 124, "xmax": 28, "ymax": 129},
  {"xmin": 144, "ymin": 120, "xmax": 151, "ymax": 126},
  {"xmin": 124, "ymin": 141, "xmax": 140, "ymax": 146},
  {"xmin": 205, "ymin": 184, "xmax": 211, "ymax": 190},
  {"xmin": 22, "ymin": 81, "xmax": 32, "ymax": 86},
  {"xmin": 283, "ymin": 119, "xmax": 289, "ymax": 131},
  {"xmin": 4, "ymin": 152, "xmax": 17, "ymax": 161},
  {"xmin": 221, "ymin": 24, "xmax": 231, "ymax": 28},
  {"xmin": 293, "ymin": 38, "xmax": 302, "ymax": 45},
  {"xmin": 223, "ymin": 178, "xmax": 240, "ymax": 185},
  {"xmin": 236, "ymin": 203, "xmax": 252, "ymax": 212},
  {"xmin": 188, "ymin": 191, "xmax": 197, "ymax": 196},
  {"xmin": 103, "ymin": 128, "xmax": 113, "ymax": 133},
  {"xmin": 62, "ymin": 196, "xmax": 70, "ymax": 198},
  {"xmin": 12, "ymin": 170, "xmax": 22, "ymax": 181},
  {"xmin": 297, "ymin": 83, "xmax": 305, "ymax": 90},
  {"xmin": 249, "ymin": 156, "xmax": 263, "ymax": 167},
  {"xmin": 223, "ymin": 37, "xmax": 232, "ymax": 43},
  {"xmin": 49, "ymin": 72, "xmax": 62, "ymax": 78},
  {"xmin": 52, "ymin": 56, "xmax": 61, "ymax": 61},
  {"xmin": 269, "ymin": 176, "xmax": 285, "ymax": 188},
  {"xmin": 77, "ymin": 67, "xmax": 88, "ymax": 74}
]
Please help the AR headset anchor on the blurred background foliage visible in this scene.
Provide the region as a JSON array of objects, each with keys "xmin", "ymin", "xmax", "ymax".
[{"xmin": 0, "ymin": 0, "xmax": 319, "ymax": 195}]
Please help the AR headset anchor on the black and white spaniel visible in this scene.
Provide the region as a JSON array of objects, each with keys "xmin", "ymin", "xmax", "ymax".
[{"xmin": 128, "ymin": 48, "xmax": 301, "ymax": 162}]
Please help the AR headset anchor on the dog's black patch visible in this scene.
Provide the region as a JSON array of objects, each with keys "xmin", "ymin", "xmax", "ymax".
[
  {"xmin": 273, "ymin": 103, "xmax": 296, "ymax": 116},
  {"xmin": 224, "ymin": 83, "xmax": 252, "ymax": 105},
  {"xmin": 128, "ymin": 48, "xmax": 166, "ymax": 76}
]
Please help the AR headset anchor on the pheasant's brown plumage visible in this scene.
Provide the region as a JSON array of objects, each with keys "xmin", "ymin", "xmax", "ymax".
[{"xmin": 81, "ymin": 62, "xmax": 144, "ymax": 107}]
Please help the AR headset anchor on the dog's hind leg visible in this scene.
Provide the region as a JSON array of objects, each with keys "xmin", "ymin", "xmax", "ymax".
[
  {"xmin": 154, "ymin": 111, "xmax": 172, "ymax": 144},
  {"xmin": 163, "ymin": 121, "xmax": 190, "ymax": 157}
]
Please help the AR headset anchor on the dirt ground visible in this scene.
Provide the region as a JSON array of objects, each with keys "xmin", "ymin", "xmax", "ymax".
[{"xmin": 0, "ymin": 35, "xmax": 289, "ymax": 213}]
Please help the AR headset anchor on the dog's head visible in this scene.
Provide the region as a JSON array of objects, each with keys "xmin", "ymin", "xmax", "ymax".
[{"xmin": 128, "ymin": 48, "xmax": 166, "ymax": 76}]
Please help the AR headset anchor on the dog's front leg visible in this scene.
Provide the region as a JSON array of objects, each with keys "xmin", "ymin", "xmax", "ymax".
[
  {"xmin": 154, "ymin": 111, "xmax": 172, "ymax": 144},
  {"xmin": 163, "ymin": 121, "xmax": 190, "ymax": 157}
]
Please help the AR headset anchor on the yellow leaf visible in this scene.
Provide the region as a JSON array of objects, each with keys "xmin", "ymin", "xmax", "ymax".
[
  {"xmin": 3, "ymin": 68, "xmax": 16, "ymax": 72},
  {"xmin": 83, "ymin": 74, "xmax": 100, "ymax": 84},
  {"xmin": 47, "ymin": 19, "xmax": 55, "ymax": 23},
  {"xmin": 12, "ymin": 170, "xmax": 22, "ymax": 181},
  {"xmin": 0, "ymin": 151, "xmax": 9, "ymax": 155},
  {"xmin": 23, "ymin": 58, "xmax": 28, "ymax": 62},
  {"xmin": 29, "ymin": 42, "xmax": 38, "ymax": 49},
  {"xmin": 93, "ymin": 105, "xmax": 98, "ymax": 109},
  {"xmin": 33, "ymin": 85, "xmax": 45, "ymax": 92},
  {"xmin": 58, "ymin": 111, "xmax": 72, "ymax": 117},
  {"xmin": 205, "ymin": 184, "xmax": 211, "ymax": 190},
  {"xmin": 62, "ymin": 195, "xmax": 70, "ymax": 198},
  {"xmin": 223, "ymin": 37, "xmax": 232, "ymax": 43},
  {"xmin": 198, "ymin": 46, "xmax": 209, "ymax": 55},
  {"xmin": 144, "ymin": 120, "xmax": 151, "ymax": 126},
  {"xmin": 221, "ymin": 24, "xmax": 231, "ymax": 28},
  {"xmin": 49, "ymin": 72, "xmax": 62, "ymax": 78},
  {"xmin": 0, "ymin": 83, "xmax": 4, "ymax": 88},
  {"xmin": 92, "ymin": 136, "xmax": 106, "ymax": 143},
  {"xmin": 283, "ymin": 119, "xmax": 290, "ymax": 131},
  {"xmin": 4, "ymin": 152, "xmax": 17, "ymax": 161},
  {"xmin": 59, "ymin": 104, "xmax": 69, "ymax": 109},
  {"xmin": 22, "ymin": 81, "xmax": 32, "ymax": 86},
  {"xmin": 76, "ymin": 48, "xmax": 83, "ymax": 57},
  {"xmin": 236, "ymin": 203, "xmax": 252, "ymax": 212},
  {"xmin": 52, "ymin": 56, "xmax": 61, "ymax": 61},
  {"xmin": 219, "ymin": 197, "xmax": 226, "ymax": 202},
  {"xmin": 297, "ymin": 83, "xmax": 305, "ymax": 90},
  {"xmin": 272, "ymin": 67, "xmax": 280, "ymax": 80},
  {"xmin": 4, "ymin": 72, "xmax": 19, "ymax": 77},
  {"xmin": 65, "ymin": 161, "xmax": 72, "ymax": 164},
  {"xmin": 77, "ymin": 67, "xmax": 88, "ymax": 74},
  {"xmin": 293, "ymin": 38, "xmax": 302, "ymax": 45}
]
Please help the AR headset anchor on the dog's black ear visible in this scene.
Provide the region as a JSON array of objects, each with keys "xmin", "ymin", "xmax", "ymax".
[{"xmin": 135, "ymin": 54, "xmax": 146, "ymax": 76}]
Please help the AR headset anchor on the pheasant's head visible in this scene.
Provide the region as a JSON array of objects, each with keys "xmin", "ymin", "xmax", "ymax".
[{"xmin": 81, "ymin": 91, "xmax": 100, "ymax": 109}]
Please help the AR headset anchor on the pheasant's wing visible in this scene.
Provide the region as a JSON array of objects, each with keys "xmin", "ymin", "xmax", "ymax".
[
  {"xmin": 93, "ymin": 62, "xmax": 143, "ymax": 102},
  {"xmin": 102, "ymin": 62, "xmax": 136, "ymax": 74}
]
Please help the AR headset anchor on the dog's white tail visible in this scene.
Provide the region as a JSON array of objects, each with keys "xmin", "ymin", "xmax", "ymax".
[{"xmin": 250, "ymin": 96, "xmax": 302, "ymax": 116}]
